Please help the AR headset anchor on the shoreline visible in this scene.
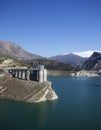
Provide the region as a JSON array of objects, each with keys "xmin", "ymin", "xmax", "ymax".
[
  {"xmin": 0, "ymin": 73, "xmax": 58, "ymax": 103},
  {"xmin": 71, "ymin": 70, "xmax": 99, "ymax": 77},
  {"xmin": 47, "ymin": 70, "xmax": 100, "ymax": 77},
  {"xmin": 47, "ymin": 70, "xmax": 74, "ymax": 76}
]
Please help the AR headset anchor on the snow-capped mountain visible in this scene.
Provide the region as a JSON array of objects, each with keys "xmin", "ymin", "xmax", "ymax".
[
  {"xmin": 64, "ymin": 50, "xmax": 101, "ymax": 58},
  {"xmin": 50, "ymin": 50, "xmax": 101, "ymax": 66}
]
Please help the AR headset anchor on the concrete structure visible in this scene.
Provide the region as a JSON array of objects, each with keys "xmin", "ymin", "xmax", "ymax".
[{"xmin": 8, "ymin": 65, "xmax": 47, "ymax": 83}]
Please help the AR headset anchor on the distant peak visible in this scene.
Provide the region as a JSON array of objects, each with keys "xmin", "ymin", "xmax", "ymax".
[
  {"xmin": 74, "ymin": 51, "xmax": 94, "ymax": 57},
  {"xmin": 63, "ymin": 50, "xmax": 101, "ymax": 58}
]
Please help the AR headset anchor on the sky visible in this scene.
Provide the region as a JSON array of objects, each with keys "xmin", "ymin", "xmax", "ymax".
[{"xmin": 0, "ymin": 0, "xmax": 101, "ymax": 57}]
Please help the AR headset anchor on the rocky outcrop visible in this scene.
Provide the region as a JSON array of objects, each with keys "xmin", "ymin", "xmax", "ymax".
[
  {"xmin": 0, "ymin": 73, "xmax": 58, "ymax": 103},
  {"xmin": 71, "ymin": 70, "xmax": 99, "ymax": 77},
  {"xmin": 80, "ymin": 52, "xmax": 101, "ymax": 70}
]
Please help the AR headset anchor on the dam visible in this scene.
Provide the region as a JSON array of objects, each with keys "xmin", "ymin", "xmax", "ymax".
[{"xmin": 8, "ymin": 65, "xmax": 47, "ymax": 83}]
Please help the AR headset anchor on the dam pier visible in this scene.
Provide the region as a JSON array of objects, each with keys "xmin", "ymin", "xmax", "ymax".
[{"xmin": 8, "ymin": 65, "xmax": 47, "ymax": 83}]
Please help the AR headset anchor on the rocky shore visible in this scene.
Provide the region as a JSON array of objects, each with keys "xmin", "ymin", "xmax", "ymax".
[
  {"xmin": 0, "ymin": 73, "xmax": 58, "ymax": 103},
  {"xmin": 71, "ymin": 70, "xmax": 99, "ymax": 77}
]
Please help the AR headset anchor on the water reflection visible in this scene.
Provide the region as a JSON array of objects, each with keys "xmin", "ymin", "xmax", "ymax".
[
  {"xmin": 35, "ymin": 101, "xmax": 57, "ymax": 129},
  {"xmin": 0, "ymin": 100, "xmax": 57, "ymax": 130},
  {"xmin": 1, "ymin": 76, "xmax": 101, "ymax": 130}
]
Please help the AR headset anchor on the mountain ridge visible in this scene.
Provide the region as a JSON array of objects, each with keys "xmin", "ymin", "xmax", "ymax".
[
  {"xmin": 0, "ymin": 40, "xmax": 75, "ymax": 71},
  {"xmin": 50, "ymin": 53, "xmax": 85, "ymax": 66},
  {"xmin": 0, "ymin": 41, "xmax": 42, "ymax": 60},
  {"xmin": 79, "ymin": 52, "xmax": 101, "ymax": 70},
  {"xmin": 63, "ymin": 50, "xmax": 101, "ymax": 58}
]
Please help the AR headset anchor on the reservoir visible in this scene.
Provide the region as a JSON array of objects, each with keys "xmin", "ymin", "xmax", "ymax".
[{"xmin": 0, "ymin": 76, "xmax": 101, "ymax": 130}]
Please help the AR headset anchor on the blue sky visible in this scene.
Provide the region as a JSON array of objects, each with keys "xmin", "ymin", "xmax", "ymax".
[{"xmin": 0, "ymin": 0, "xmax": 101, "ymax": 57}]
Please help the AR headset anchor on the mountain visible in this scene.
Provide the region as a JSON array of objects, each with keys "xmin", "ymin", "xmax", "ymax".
[
  {"xmin": 64, "ymin": 50, "xmax": 101, "ymax": 58},
  {"xmin": 0, "ymin": 55, "xmax": 75, "ymax": 71},
  {"xmin": 73, "ymin": 51, "xmax": 94, "ymax": 58},
  {"xmin": 23, "ymin": 58, "xmax": 75, "ymax": 71},
  {"xmin": 50, "ymin": 53, "xmax": 85, "ymax": 66},
  {"xmin": 80, "ymin": 52, "xmax": 101, "ymax": 70},
  {"xmin": 73, "ymin": 51, "xmax": 101, "ymax": 58},
  {"xmin": 0, "ymin": 41, "xmax": 42, "ymax": 60},
  {"xmin": 0, "ymin": 41, "xmax": 75, "ymax": 71}
]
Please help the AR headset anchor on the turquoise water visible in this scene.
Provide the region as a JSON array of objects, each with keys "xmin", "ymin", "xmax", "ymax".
[{"xmin": 0, "ymin": 76, "xmax": 101, "ymax": 130}]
